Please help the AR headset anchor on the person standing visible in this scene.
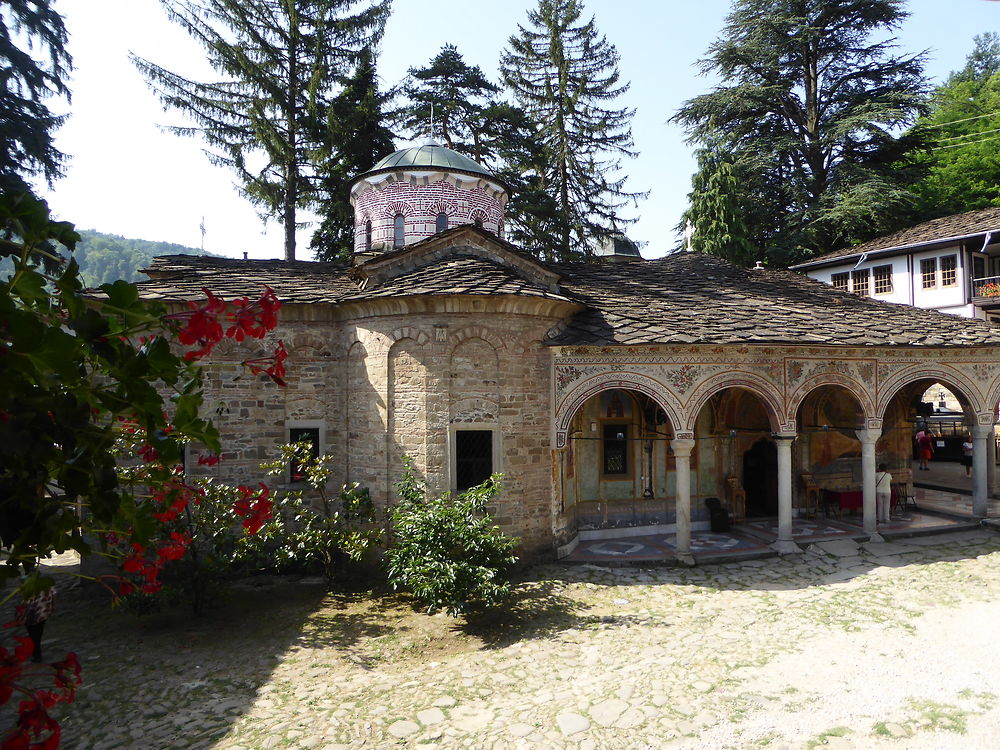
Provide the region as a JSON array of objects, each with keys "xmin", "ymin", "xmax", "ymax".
[
  {"xmin": 961, "ymin": 434, "xmax": 974, "ymax": 477},
  {"xmin": 917, "ymin": 430, "xmax": 935, "ymax": 470},
  {"xmin": 876, "ymin": 463, "xmax": 893, "ymax": 524}
]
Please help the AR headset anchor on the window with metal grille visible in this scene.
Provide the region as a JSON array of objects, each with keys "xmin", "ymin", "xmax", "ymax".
[
  {"xmin": 832, "ymin": 272, "xmax": 849, "ymax": 292},
  {"xmin": 393, "ymin": 213, "xmax": 405, "ymax": 247},
  {"xmin": 364, "ymin": 220, "xmax": 372, "ymax": 252},
  {"xmin": 455, "ymin": 430, "xmax": 493, "ymax": 491},
  {"xmin": 921, "ymin": 258, "xmax": 937, "ymax": 288},
  {"xmin": 603, "ymin": 424, "xmax": 628, "ymax": 475},
  {"xmin": 436, "ymin": 212, "xmax": 448, "ymax": 233},
  {"xmin": 851, "ymin": 269, "xmax": 869, "ymax": 296},
  {"xmin": 288, "ymin": 427, "xmax": 319, "ymax": 483},
  {"xmin": 873, "ymin": 265, "xmax": 893, "ymax": 294},
  {"xmin": 941, "ymin": 254, "xmax": 957, "ymax": 286}
]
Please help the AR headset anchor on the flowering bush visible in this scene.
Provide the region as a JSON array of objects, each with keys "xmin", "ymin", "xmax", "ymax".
[{"xmin": 0, "ymin": 191, "xmax": 284, "ymax": 744}]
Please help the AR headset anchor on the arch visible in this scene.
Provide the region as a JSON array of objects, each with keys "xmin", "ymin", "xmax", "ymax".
[
  {"xmin": 393, "ymin": 213, "xmax": 405, "ymax": 248},
  {"xmin": 877, "ymin": 363, "xmax": 985, "ymax": 419},
  {"xmin": 285, "ymin": 332, "xmax": 333, "ymax": 358},
  {"xmin": 469, "ymin": 208, "xmax": 488, "ymax": 228},
  {"xmin": 387, "ymin": 326, "xmax": 429, "ymax": 347},
  {"xmin": 788, "ymin": 374, "xmax": 876, "ymax": 423},
  {"xmin": 555, "ymin": 372, "xmax": 682, "ymax": 448},
  {"xmin": 683, "ymin": 371, "xmax": 785, "ymax": 433},
  {"xmin": 448, "ymin": 325, "xmax": 507, "ymax": 352}
]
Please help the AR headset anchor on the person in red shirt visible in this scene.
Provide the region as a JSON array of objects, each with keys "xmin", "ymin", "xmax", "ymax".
[{"xmin": 917, "ymin": 431, "xmax": 935, "ymax": 470}]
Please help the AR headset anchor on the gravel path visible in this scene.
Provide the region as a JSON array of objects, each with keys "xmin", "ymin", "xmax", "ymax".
[{"xmin": 21, "ymin": 528, "xmax": 1000, "ymax": 749}]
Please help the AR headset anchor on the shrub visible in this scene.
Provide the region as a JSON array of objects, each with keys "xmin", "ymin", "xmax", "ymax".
[{"xmin": 385, "ymin": 460, "xmax": 518, "ymax": 616}]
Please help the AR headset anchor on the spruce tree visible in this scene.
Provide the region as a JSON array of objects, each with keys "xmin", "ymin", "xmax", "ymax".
[
  {"xmin": 0, "ymin": 0, "xmax": 72, "ymax": 196},
  {"xmin": 395, "ymin": 44, "xmax": 498, "ymax": 162},
  {"xmin": 673, "ymin": 0, "xmax": 929, "ymax": 264},
  {"xmin": 132, "ymin": 0, "xmax": 390, "ymax": 261},
  {"xmin": 500, "ymin": 0, "xmax": 643, "ymax": 260},
  {"xmin": 310, "ymin": 48, "xmax": 396, "ymax": 262}
]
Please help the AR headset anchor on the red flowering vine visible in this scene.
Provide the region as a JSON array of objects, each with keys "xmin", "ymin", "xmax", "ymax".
[
  {"xmin": 164, "ymin": 286, "xmax": 282, "ymax": 363},
  {"xmin": 0, "ymin": 638, "xmax": 81, "ymax": 750},
  {"xmin": 243, "ymin": 340, "xmax": 288, "ymax": 386}
]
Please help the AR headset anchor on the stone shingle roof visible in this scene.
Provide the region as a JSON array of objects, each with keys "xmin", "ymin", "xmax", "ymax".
[
  {"xmin": 136, "ymin": 249, "xmax": 1000, "ymax": 348},
  {"xmin": 794, "ymin": 206, "xmax": 1000, "ymax": 268},
  {"xmin": 550, "ymin": 253, "xmax": 1000, "ymax": 347}
]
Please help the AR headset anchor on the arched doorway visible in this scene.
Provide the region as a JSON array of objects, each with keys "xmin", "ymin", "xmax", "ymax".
[
  {"xmin": 691, "ymin": 386, "xmax": 780, "ymax": 520},
  {"xmin": 560, "ymin": 387, "xmax": 673, "ymax": 528}
]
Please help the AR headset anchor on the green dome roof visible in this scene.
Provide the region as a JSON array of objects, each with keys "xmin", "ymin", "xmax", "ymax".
[{"xmin": 363, "ymin": 142, "xmax": 494, "ymax": 180}]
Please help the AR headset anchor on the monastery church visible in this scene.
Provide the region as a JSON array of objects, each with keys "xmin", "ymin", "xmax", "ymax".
[{"xmin": 138, "ymin": 143, "xmax": 1000, "ymax": 562}]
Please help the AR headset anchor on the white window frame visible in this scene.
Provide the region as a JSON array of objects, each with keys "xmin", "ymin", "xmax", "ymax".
[
  {"xmin": 448, "ymin": 425, "xmax": 502, "ymax": 493},
  {"xmin": 872, "ymin": 265, "xmax": 893, "ymax": 295},
  {"xmin": 286, "ymin": 420, "xmax": 326, "ymax": 485}
]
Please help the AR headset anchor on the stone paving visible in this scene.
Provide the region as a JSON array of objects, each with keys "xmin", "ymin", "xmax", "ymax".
[{"xmin": 13, "ymin": 528, "xmax": 1000, "ymax": 749}]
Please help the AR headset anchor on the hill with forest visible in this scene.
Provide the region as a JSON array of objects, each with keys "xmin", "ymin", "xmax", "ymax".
[{"xmin": 69, "ymin": 230, "xmax": 218, "ymax": 286}]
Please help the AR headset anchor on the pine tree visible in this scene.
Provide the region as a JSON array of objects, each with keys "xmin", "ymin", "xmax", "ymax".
[
  {"xmin": 310, "ymin": 48, "xmax": 396, "ymax": 262},
  {"xmin": 132, "ymin": 0, "xmax": 390, "ymax": 261},
  {"xmin": 500, "ymin": 0, "xmax": 643, "ymax": 260},
  {"xmin": 673, "ymin": 0, "xmax": 929, "ymax": 264},
  {"xmin": 0, "ymin": 0, "xmax": 72, "ymax": 196},
  {"xmin": 394, "ymin": 44, "xmax": 498, "ymax": 162}
]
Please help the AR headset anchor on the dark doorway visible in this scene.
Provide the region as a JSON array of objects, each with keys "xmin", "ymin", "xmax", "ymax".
[{"xmin": 743, "ymin": 438, "xmax": 778, "ymax": 516}]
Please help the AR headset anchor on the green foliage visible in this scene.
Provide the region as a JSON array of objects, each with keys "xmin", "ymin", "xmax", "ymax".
[
  {"xmin": 0, "ymin": 1, "xmax": 72, "ymax": 195},
  {"xmin": 385, "ymin": 460, "xmax": 517, "ymax": 617},
  {"xmin": 681, "ymin": 149, "xmax": 758, "ymax": 266},
  {"xmin": 131, "ymin": 0, "xmax": 390, "ymax": 261},
  {"xmin": 310, "ymin": 48, "xmax": 397, "ymax": 262},
  {"xmin": 0, "ymin": 191, "xmax": 219, "ymax": 592},
  {"xmin": 500, "ymin": 0, "xmax": 644, "ymax": 260},
  {"xmin": 394, "ymin": 44, "xmax": 499, "ymax": 160},
  {"xmin": 673, "ymin": 0, "xmax": 930, "ymax": 264},
  {"xmin": 908, "ymin": 34, "xmax": 1000, "ymax": 220},
  {"xmin": 252, "ymin": 442, "xmax": 381, "ymax": 584}
]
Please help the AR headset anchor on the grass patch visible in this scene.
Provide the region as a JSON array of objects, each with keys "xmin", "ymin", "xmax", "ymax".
[{"xmin": 806, "ymin": 726, "xmax": 851, "ymax": 748}]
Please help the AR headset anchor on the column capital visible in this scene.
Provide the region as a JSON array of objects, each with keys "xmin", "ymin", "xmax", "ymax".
[
  {"xmin": 671, "ymin": 438, "xmax": 696, "ymax": 457},
  {"xmin": 855, "ymin": 428, "xmax": 881, "ymax": 445},
  {"xmin": 971, "ymin": 423, "xmax": 994, "ymax": 439},
  {"xmin": 771, "ymin": 432, "xmax": 797, "ymax": 442}
]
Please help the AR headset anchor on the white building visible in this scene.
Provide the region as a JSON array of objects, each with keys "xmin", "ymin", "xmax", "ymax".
[{"xmin": 791, "ymin": 207, "xmax": 1000, "ymax": 323}]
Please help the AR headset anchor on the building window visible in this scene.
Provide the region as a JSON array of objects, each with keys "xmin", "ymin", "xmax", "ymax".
[
  {"xmin": 851, "ymin": 269, "xmax": 869, "ymax": 296},
  {"xmin": 921, "ymin": 258, "xmax": 937, "ymax": 289},
  {"xmin": 364, "ymin": 220, "xmax": 372, "ymax": 252},
  {"xmin": 474, "ymin": 217, "xmax": 484, "ymax": 229},
  {"xmin": 497, "ymin": 219, "xmax": 504, "ymax": 239},
  {"xmin": 288, "ymin": 426, "xmax": 320, "ymax": 483},
  {"xmin": 455, "ymin": 430, "xmax": 493, "ymax": 491},
  {"xmin": 940, "ymin": 254, "xmax": 957, "ymax": 287},
  {"xmin": 832, "ymin": 272, "xmax": 849, "ymax": 292},
  {"xmin": 435, "ymin": 212, "xmax": 448, "ymax": 233},
  {"xmin": 603, "ymin": 424, "xmax": 628, "ymax": 475},
  {"xmin": 393, "ymin": 213, "xmax": 405, "ymax": 248},
  {"xmin": 873, "ymin": 265, "xmax": 893, "ymax": 295}
]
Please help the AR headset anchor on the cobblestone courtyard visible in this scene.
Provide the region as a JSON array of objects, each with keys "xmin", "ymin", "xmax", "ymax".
[{"xmin": 34, "ymin": 528, "xmax": 1000, "ymax": 749}]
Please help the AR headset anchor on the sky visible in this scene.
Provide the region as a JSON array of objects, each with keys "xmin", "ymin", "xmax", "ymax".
[{"xmin": 40, "ymin": 0, "xmax": 1000, "ymax": 261}]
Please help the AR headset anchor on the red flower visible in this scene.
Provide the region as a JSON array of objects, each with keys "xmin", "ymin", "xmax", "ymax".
[
  {"xmin": 197, "ymin": 454, "xmax": 221, "ymax": 466},
  {"xmin": 232, "ymin": 483, "xmax": 272, "ymax": 534},
  {"xmin": 243, "ymin": 340, "xmax": 288, "ymax": 387}
]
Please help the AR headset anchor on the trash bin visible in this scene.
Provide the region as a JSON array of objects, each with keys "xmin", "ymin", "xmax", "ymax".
[{"xmin": 703, "ymin": 497, "xmax": 730, "ymax": 532}]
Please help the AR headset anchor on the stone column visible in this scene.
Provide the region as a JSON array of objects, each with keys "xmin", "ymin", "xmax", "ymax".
[
  {"xmin": 972, "ymin": 423, "xmax": 993, "ymax": 518},
  {"xmin": 856, "ymin": 428, "xmax": 882, "ymax": 542},
  {"xmin": 672, "ymin": 438, "xmax": 696, "ymax": 566},
  {"xmin": 772, "ymin": 434, "xmax": 801, "ymax": 554}
]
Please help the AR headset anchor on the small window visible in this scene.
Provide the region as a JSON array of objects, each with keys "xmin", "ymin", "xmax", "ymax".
[
  {"xmin": 851, "ymin": 269, "xmax": 869, "ymax": 296},
  {"xmin": 603, "ymin": 424, "xmax": 628, "ymax": 475},
  {"xmin": 832, "ymin": 272, "xmax": 849, "ymax": 292},
  {"xmin": 393, "ymin": 213, "xmax": 405, "ymax": 248},
  {"xmin": 921, "ymin": 258, "xmax": 937, "ymax": 289},
  {"xmin": 364, "ymin": 220, "xmax": 372, "ymax": 253},
  {"xmin": 435, "ymin": 212, "xmax": 448, "ymax": 233},
  {"xmin": 497, "ymin": 219, "xmax": 504, "ymax": 239},
  {"xmin": 941, "ymin": 254, "xmax": 957, "ymax": 287},
  {"xmin": 288, "ymin": 427, "xmax": 320, "ymax": 483},
  {"xmin": 455, "ymin": 430, "xmax": 493, "ymax": 491},
  {"xmin": 474, "ymin": 217, "xmax": 484, "ymax": 229},
  {"xmin": 873, "ymin": 265, "xmax": 893, "ymax": 295}
]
